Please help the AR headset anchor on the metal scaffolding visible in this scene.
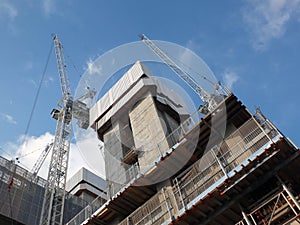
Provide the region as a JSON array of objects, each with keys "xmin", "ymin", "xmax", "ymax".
[{"xmin": 0, "ymin": 156, "xmax": 88, "ymax": 225}]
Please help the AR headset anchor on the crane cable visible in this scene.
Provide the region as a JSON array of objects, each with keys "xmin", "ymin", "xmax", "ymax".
[
  {"xmin": 171, "ymin": 56, "xmax": 216, "ymax": 86},
  {"xmin": 22, "ymin": 42, "xmax": 53, "ymax": 144},
  {"xmin": 66, "ymin": 52, "xmax": 81, "ymax": 78},
  {"xmin": 15, "ymin": 146, "xmax": 49, "ymax": 161},
  {"xmin": 65, "ymin": 50, "xmax": 93, "ymax": 96},
  {"xmin": 8, "ymin": 40, "xmax": 53, "ymax": 186},
  {"xmin": 15, "ymin": 41, "xmax": 53, "ymax": 169}
]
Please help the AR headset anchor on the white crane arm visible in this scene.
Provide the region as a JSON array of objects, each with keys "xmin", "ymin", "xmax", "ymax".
[
  {"xmin": 31, "ymin": 143, "xmax": 53, "ymax": 177},
  {"xmin": 140, "ymin": 34, "xmax": 229, "ymax": 113}
]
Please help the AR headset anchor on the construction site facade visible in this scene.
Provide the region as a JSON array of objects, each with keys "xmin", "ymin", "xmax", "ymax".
[
  {"xmin": 0, "ymin": 156, "xmax": 89, "ymax": 225},
  {"xmin": 68, "ymin": 61, "xmax": 300, "ymax": 225},
  {"xmin": 0, "ymin": 157, "xmax": 106, "ymax": 225}
]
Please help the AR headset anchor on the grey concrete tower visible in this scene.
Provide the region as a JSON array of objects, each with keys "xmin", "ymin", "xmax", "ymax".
[{"xmin": 90, "ymin": 61, "xmax": 189, "ymax": 198}]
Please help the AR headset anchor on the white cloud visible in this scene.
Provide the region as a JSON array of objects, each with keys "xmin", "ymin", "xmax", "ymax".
[
  {"xmin": 73, "ymin": 128, "xmax": 105, "ymax": 178},
  {"xmin": 13, "ymin": 133, "xmax": 54, "ymax": 177},
  {"xmin": 222, "ymin": 70, "xmax": 239, "ymax": 90},
  {"xmin": 0, "ymin": 0, "xmax": 18, "ymax": 21},
  {"xmin": 86, "ymin": 58, "xmax": 102, "ymax": 75},
  {"xmin": 1, "ymin": 130, "xmax": 105, "ymax": 181},
  {"xmin": 243, "ymin": 0, "xmax": 300, "ymax": 50},
  {"xmin": 1, "ymin": 112, "xmax": 17, "ymax": 124}
]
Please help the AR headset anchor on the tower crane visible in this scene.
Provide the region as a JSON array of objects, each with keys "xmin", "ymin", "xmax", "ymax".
[
  {"xmin": 30, "ymin": 142, "xmax": 53, "ymax": 181},
  {"xmin": 40, "ymin": 34, "xmax": 95, "ymax": 225},
  {"xmin": 140, "ymin": 34, "xmax": 230, "ymax": 114}
]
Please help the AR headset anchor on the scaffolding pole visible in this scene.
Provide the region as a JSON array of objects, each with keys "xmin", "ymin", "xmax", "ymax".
[{"xmin": 277, "ymin": 175, "xmax": 300, "ymax": 211}]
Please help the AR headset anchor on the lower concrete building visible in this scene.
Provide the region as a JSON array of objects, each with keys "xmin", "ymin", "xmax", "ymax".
[
  {"xmin": 66, "ymin": 167, "xmax": 107, "ymax": 204},
  {"xmin": 68, "ymin": 61, "xmax": 300, "ymax": 225}
]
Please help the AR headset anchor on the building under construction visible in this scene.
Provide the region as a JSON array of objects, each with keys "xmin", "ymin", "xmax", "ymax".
[
  {"xmin": 1, "ymin": 41, "xmax": 299, "ymax": 225},
  {"xmin": 67, "ymin": 61, "xmax": 300, "ymax": 225}
]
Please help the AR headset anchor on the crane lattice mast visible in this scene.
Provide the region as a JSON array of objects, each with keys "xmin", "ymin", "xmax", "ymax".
[
  {"xmin": 40, "ymin": 34, "xmax": 95, "ymax": 225},
  {"xmin": 40, "ymin": 34, "xmax": 73, "ymax": 225},
  {"xmin": 30, "ymin": 143, "xmax": 53, "ymax": 181},
  {"xmin": 140, "ymin": 34, "xmax": 229, "ymax": 113}
]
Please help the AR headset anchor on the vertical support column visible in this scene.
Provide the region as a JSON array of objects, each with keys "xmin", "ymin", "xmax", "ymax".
[
  {"xmin": 249, "ymin": 214, "xmax": 257, "ymax": 225},
  {"xmin": 126, "ymin": 216, "xmax": 132, "ymax": 225},
  {"xmin": 239, "ymin": 205, "xmax": 253, "ymax": 225},
  {"xmin": 277, "ymin": 175, "xmax": 300, "ymax": 211},
  {"xmin": 256, "ymin": 107, "xmax": 283, "ymax": 137},
  {"xmin": 202, "ymin": 119, "xmax": 229, "ymax": 177},
  {"xmin": 162, "ymin": 187, "xmax": 173, "ymax": 221},
  {"xmin": 280, "ymin": 192, "xmax": 298, "ymax": 215},
  {"xmin": 252, "ymin": 115, "xmax": 273, "ymax": 143},
  {"xmin": 174, "ymin": 178, "xmax": 185, "ymax": 210},
  {"xmin": 212, "ymin": 149, "xmax": 228, "ymax": 178}
]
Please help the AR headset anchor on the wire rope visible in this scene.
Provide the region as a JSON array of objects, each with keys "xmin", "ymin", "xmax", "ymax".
[
  {"xmin": 22, "ymin": 42, "xmax": 53, "ymax": 144},
  {"xmin": 65, "ymin": 49, "xmax": 93, "ymax": 94},
  {"xmin": 15, "ymin": 146, "xmax": 46, "ymax": 160},
  {"xmin": 171, "ymin": 55, "xmax": 216, "ymax": 86},
  {"xmin": 66, "ymin": 53, "xmax": 81, "ymax": 78}
]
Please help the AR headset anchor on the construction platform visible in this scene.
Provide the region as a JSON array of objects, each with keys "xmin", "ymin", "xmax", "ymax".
[{"xmin": 68, "ymin": 62, "xmax": 300, "ymax": 225}]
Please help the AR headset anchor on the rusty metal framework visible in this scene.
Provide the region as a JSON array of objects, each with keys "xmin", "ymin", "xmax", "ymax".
[{"xmin": 235, "ymin": 181, "xmax": 300, "ymax": 225}]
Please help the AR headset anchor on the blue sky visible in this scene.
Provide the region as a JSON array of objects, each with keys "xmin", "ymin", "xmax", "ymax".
[{"xmin": 0, "ymin": 0, "xmax": 299, "ymax": 178}]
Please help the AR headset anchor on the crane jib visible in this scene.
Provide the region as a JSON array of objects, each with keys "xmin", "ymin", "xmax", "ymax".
[{"xmin": 140, "ymin": 34, "xmax": 228, "ymax": 113}]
